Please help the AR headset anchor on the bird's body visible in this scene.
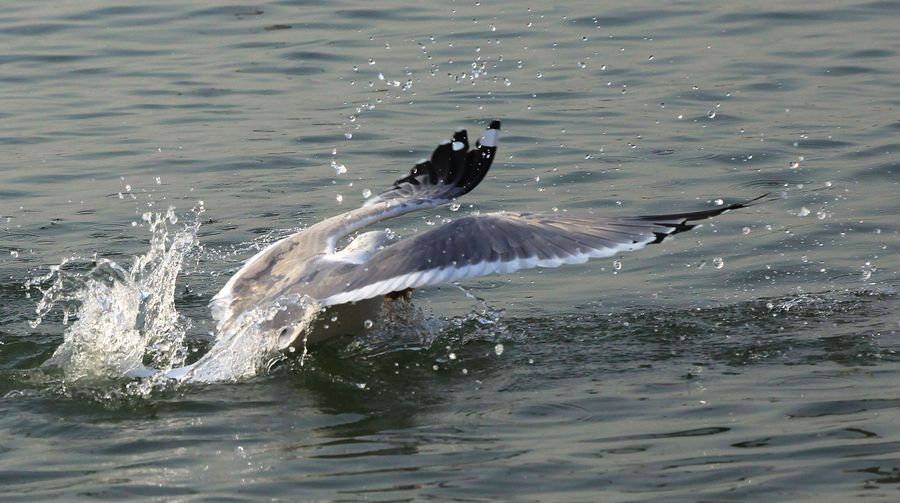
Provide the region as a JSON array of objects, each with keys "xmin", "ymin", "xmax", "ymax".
[{"xmin": 135, "ymin": 120, "xmax": 762, "ymax": 382}]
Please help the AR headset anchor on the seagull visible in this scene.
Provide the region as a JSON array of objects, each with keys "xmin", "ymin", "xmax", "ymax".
[{"xmin": 149, "ymin": 120, "xmax": 762, "ymax": 381}]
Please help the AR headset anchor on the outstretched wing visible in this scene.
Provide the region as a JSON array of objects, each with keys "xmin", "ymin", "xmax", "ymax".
[
  {"xmin": 305, "ymin": 120, "xmax": 502, "ymax": 251},
  {"xmin": 318, "ymin": 197, "xmax": 765, "ymax": 306},
  {"xmin": 209, "ymin": 121, "xmax": 501, "ymax": 328}
]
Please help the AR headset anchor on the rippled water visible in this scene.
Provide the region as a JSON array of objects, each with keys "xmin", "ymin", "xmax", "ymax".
[{"xmin": 2, "ymin": 0, "xmax": 899, "ymax": 500}]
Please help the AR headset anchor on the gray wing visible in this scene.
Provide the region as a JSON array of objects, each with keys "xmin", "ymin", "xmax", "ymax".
[
  {"xmin": 319, "ymin": 197, "xmax": 764, "ymax": 306},
  {"xmin": 209, "ymin": 121, "xmax": 501, "ymax": 328}
]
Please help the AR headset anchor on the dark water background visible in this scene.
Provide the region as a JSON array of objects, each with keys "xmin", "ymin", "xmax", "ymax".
[{"xmin": 1, "ymin": 0, "xmax": 898, "ymax": 500}]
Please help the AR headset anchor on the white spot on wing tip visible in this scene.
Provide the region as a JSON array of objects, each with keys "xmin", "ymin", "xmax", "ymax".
[{"xmin": 480, "ymin": 129, "xmax": 499, "ymax": 147}]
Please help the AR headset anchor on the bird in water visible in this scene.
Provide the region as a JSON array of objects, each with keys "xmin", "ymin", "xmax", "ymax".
[{"xmin": 140, "ymin": 120, "xmax": 763, "ymax": 381}]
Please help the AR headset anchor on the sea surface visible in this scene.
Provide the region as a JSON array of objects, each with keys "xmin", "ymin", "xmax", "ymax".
[{"xmin": 2, "ymin": 0, "xmax": 899, "ymax": 500}]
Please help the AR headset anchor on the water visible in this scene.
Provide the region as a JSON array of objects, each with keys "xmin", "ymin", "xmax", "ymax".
[{"xmin": 2, "ymin": 0, "xmax": 899, "ymax": 499}]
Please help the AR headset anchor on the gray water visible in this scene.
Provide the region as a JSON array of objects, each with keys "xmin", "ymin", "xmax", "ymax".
[{"xmin": 2, "ymin": 0, "xmax": 899, "ymax": 500}]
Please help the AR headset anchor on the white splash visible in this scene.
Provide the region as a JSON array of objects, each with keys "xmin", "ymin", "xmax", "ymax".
[
  {"xmin": 32, "ymin": 206, "xmax": 198, "ymax": 383},
  {"xmin": 29, "ymin": 204, "xmax": 319, "ymax": 388},
  {"xmin": 168, "ymin": 294, "xmax": 320, "ymax": 383}
]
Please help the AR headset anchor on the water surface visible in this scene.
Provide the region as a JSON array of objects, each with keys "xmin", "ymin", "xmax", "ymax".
[{"xmin": 1, "ymin": 0, "xmax": 899, "ymax": 500}]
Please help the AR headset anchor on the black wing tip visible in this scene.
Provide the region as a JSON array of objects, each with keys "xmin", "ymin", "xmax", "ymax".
[
  {"xmin": 639, "ymin": 193, "xmax": 768, "ymax": 224},
  {"xmin": 728, "ymin": 192, "xmax": 770, "ymax": 209},
  {"xmin": 713, "ymin": 192, "xmax": 770, "ymax": 216},
  {"xmin": 639, "ymin": 193, "xmax": 767, "ymax": 243},
  {"xmin": 387, "ymin": 120, "xmax": 502, "ymax": 198}
]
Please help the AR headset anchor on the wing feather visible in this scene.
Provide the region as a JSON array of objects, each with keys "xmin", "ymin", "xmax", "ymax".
[{"xmin": 319, "ymin": 198, "xmax": 762, "ymax": 306}]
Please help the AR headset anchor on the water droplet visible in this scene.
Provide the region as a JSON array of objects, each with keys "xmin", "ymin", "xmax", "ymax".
[
  {"xmin": 536, "ymin": 71, "xmax": 543, "ymax": 78},
  {"xmin": 713, "ymin": 257, "xmax": 725, "ymax": 269},
  {"xmin": 494, "ymin": 343, "xmax": 504, "ymax": 356},
  {"xmin": 861, "ymin": 262, "xmax": 875, "ymax": 281},
  {"xmin": 362, "ymin": 188, "xmax": 372, "ymax": 198},
  {"xmin": 714, "ymin": 199, "xmax": 724, "ymax": 206},
  {"xmin": 789, "ymin": 161, "xmax": 800, "ymax": 169},
  {"xmin": 462, "ymin": 368, "xmax": 468, "ymax": 375},
  {"xmin": 363, "ymin": 319, "xmax": 374, "ymax": 329},
  {"xmin": 125, "ymin": 184, "xmax": 132, "ymax": 192},
  {"xmin": 798, "ymin": 207, "xmax": 811, "ymax": 217},
  {"xmin": 742, "ymin": 227, "xmax": 751, "ymax": 235},
  {"xmin": 449, "ymin": 202, "xmax": 461, "ymax": 211},
  {"xmin": 344, "ymin": 132, "xmax": 353, "ymax": 139},
  {"xmin": 707, "ymin": 111, "xmax": 716, "ymax": 119},
  {"xmin": 577, "ymin": 61, "xmax": 586, "ymax": 69},
  {"xmin": 648, "ymin": 55, "xmax": 654, "ymax": 60},
  {"xmin": 613, "ymin": 260, "xmax": 622, "ymax": 270},
  {"xmin": 449, "ymin": 352, "xmax": 457, "ymax": 360},
  {"xmin": 9, "ymin": 250, "xmax": 18, "ymax": 258},
  {"xmin": 336, "ymin": 194, "xmax": 343, "ymax": 203}
]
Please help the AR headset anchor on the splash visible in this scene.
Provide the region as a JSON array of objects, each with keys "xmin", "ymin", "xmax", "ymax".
[
  {"xmin": 448, "ymin": 283, "xmax": 510, "ymax": 344},
  {"xmin": 27, "ymin": 204, "xmax": 328, "ymax": 389},
  {"xmin": 174, "ymin": 294, "xmax": 320, "ymax": 383},
  {"xmin": 30, "ymin": 206, "xmax": 199, "ymax": 383},
  {"xmin": 343, "ymin": 300, "xmax": 443, "ymax": 357}
]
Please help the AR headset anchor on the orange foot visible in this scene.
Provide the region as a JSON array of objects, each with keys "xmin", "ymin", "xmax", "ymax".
[{"xmin": 384, "ymin": 288, "xmax": 414, "ymax": 302}]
